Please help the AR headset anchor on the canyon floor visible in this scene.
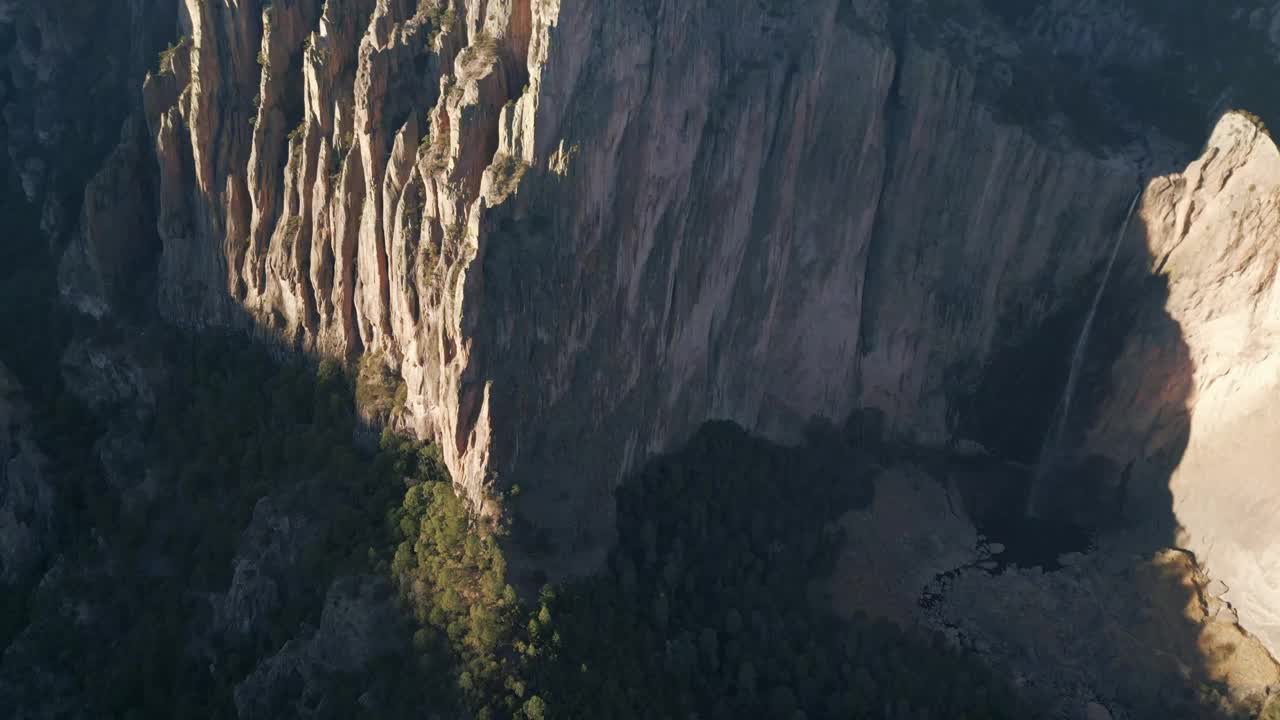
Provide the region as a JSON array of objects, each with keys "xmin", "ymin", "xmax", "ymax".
[{"xmin": 822, "ymin": 464, "xmax": 1280, "ymax": 720}]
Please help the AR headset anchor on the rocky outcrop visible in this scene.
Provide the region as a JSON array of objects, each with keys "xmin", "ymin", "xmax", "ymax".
[
  {"xmin": 825, "ymin": 467, "xmax": 1280, "ymax": 720},
  {"xmin": 928, "ymin": 542, "xmax": 1280, "ymax": 719},
  {"xmin": 233, "ymin": 575, "xmax": 410, "ymax": 719},
  {"xmin": 1081, "ymin": 113, "xmax": 1280, "ymax": 659},
  {"xmin": 0, "ymin": 364, "xmax": 54, "ymax": 585},
  {"xmin": 138, "ymin": 0, "xmax": 526, "ymax": 519}
]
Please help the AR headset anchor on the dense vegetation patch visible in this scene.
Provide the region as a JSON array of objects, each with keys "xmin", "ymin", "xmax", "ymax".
[
  {"xmin": 4, "ymin": 329, "xmax": 1030, "ymax": 718},
  {"xmin": 1, "ymin": 336, "xmax": 438, "ymax": 717},
  {"xmin": 519, "ymin": 422, "xmax": 1029, "ymax": 719}
]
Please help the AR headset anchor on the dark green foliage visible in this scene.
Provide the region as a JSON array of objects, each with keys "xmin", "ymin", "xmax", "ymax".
[
  {"xmin": 489, "ymin": 154, "xmax": 529, "ymax": 197},
  {"xmin": 5, "ymin": 334, "xmax": 443, "ymax": 717},
  {"xmin": 1120, "ymin": 1, "xmax": 1280, "ymax": 144},
  {"xmin": 355, "ymin": 352, "xmax": 408, "ymax": 422},
  {"xmin": 471, "ymin": 31, "xmax": 499, "ymax": 61},
  {"xmin": 386, "ymin": 434, "xmax": 525, "ymax": 717},
  {"xmin": 157, "ymin": 36, "xmax": 188, "ymax": 73},
  {"xmin": 516, "ymin": 422, "xmax": 1030, "ymax": 719},
  {"xmin": 7, "ymin": 323, "xmax": 1033, "ymax": 719},
  {"xmin": 977, "ymin": 0, "xmax": 1280, "ymax": 149},
  {"xmin": 420, "ymin": 1, "xmax": 457, "ymax": 40}
]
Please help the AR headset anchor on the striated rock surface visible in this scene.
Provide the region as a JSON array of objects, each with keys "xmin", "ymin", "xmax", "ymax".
[{"xmin": 50, "ymin": 0, "xmax": 1280, "ymax": 621}]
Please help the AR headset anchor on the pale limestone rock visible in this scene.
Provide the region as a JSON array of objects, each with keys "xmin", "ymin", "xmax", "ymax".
[
  {"xmin": 1085, "ymin": 112, "xmax": 1280, "ymax": 660},
  {"xmin": 13, "ymin": 0, "xmax": 1280, "ymax": 713},
  {"xmin": 116, "ymin": 3, "xmax": 1280, "ymax": 614}
]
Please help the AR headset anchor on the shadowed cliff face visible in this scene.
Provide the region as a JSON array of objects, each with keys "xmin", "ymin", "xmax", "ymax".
[
  {"xmin": 1081, "ymin": 116, "xmax": 1280, "ymax": 661},
  {"xmin": 873, "ymin": 114, "xmax": 1280, "ymax": 719}
]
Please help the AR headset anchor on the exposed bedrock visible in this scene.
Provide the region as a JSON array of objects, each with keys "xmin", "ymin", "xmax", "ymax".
[
  {"xmin": 1078, "ymin": 115, "xmax": 1280, "ymax": 660},
  {"xmin": 47, "ymin": 0, "xmax": 1280, "ymax": 645}
]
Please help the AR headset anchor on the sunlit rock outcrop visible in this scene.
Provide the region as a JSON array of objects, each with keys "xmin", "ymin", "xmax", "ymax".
[{"xmin": 1086, "ymin": 113, "xmax": 1280, "ymax": 659}]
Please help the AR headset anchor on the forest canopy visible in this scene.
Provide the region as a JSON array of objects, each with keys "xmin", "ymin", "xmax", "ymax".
[{"xmin": 3, "ymin": 332, "xmax": 1030, "ymax": 719}]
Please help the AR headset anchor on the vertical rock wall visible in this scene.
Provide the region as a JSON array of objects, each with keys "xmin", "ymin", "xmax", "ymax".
[
  {"xmin": 54, "ymin": 0, "xmax": 1280, "ymax": 620},
  {"xmin": 122, "ymin": 0, "xmax": 1150, "ymax": 574}
]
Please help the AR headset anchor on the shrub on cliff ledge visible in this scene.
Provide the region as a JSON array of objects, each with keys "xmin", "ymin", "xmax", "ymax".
[
  {"xmin": 156, "ymin": 36, "xmax": 189, "ymax": 74},
  {"xmin": 355, "ymin": 353, "xmax": 407, "ymax": 423},
  {"xmin": 489, "ymin": 153, "xmax": 529, "ymax": 198},
  {"xmin": 1234, "ymin": 109, "xmax": 1271, "ymax": 139},
  {"xmin": 420, "ymin": 2, "xmax": 457, "ymax": 40}
]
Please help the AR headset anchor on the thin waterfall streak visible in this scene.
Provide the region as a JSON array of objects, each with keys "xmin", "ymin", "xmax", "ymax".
[{"xmin": 1027, "ymin": 187, "xmax": 1143, "ymax": 518}]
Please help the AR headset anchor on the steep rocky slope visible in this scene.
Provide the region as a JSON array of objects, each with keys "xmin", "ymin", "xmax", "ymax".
[
  {"xmin": 0, "ymin": 0, "xmax": 171, "ymax": 266},
  {"xmin": 0, "ymin": 365, "xmax": 53, "ymax": 586},
  {"xmin": 822, "ymin": 114, "xmax": 1280, "ymax": 717},
  {"xmin": 55, "ymin": 0, "xmax": 1219, "ymax": 571},
  {"xmin": 8, "ymin": 0, "xmax": 1280, "ymax": 715},
  {"xmin": 1082, "ymin": 113, "xmax": 1280, "ymax": 658}
]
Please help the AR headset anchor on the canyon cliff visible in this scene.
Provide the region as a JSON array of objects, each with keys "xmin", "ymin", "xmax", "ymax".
[
  {"xmin": 0, "ymin": 365, "xmax": 53, "ymax": 587},
  {"xmin": 30, "ymin": 0, "xmax": 1280, "ymax": 645},
  {"xmin": 10, "ymin": 0, "xmax": 1280, "ymax": 686}
]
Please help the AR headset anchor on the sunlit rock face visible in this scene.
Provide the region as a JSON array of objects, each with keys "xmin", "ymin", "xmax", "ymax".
[
  {"xmin": 50, "ymin": 0, "xmax": 1280, "ymax": 611},
  {"xmin": 108, "ymin": 0, "xmax": 1153, "ymax": 575},
  {"xmin": 1084, "ymin": 113, "xmax": 1280, "ymax": 659}
]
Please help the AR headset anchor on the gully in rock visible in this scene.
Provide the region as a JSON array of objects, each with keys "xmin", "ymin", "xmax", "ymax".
[{"xmin": 1027, "ymin": 184, "xmax": 1145, "ymax": 519}]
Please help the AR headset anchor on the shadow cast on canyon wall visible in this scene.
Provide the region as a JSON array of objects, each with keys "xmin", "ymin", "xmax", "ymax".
[
  {"xmin": 936, "ymin": 183, "xmax": 1271, "ymax": 717},
  {"xmin": 42, "ymin": 111, "xmax": 1260, "ymax": 720}
]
